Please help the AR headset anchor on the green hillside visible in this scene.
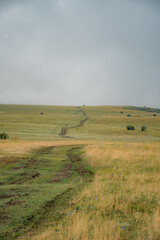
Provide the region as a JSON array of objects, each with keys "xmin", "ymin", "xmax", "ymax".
[{"xmin": 0, "ymin": 104, "xmax": 160, "ymax": 142}]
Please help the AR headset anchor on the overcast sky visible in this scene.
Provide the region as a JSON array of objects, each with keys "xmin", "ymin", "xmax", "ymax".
[{"xmin": 0, "ymin": 0, "xmax": 160, "ymax": 107}]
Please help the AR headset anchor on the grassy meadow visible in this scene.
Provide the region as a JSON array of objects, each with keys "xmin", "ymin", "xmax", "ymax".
[
  {"xmin": 0, "ymin": 104, "xmax": 160, "ymax": 141},
  {"xmin": 0, "ymin": 104, "xmax": 160, "ymax": 240}
]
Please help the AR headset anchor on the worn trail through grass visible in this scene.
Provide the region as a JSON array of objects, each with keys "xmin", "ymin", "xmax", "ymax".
[
  {"xmin": 59, "ymin": 107, "xmax": 89, "ymax": 138},
  {"xmin": 0, "ymin": 144, "xmax": 94, "ymax": 240}
]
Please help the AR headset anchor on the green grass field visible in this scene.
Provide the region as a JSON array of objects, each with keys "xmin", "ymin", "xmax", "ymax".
[
  {"xmin": 0, "ymin": 144, "xmax": 94, "ymax": 239},
  {"xmin": 0, "ymin": 104, "xmax": 160, "ymax": 141},
  {"xmin": 0, "ymin": 104, "xmax": 160, "ymax": 240}
]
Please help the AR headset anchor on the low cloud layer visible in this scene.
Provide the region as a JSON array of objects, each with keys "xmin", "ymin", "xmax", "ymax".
[{"xmin": 0, "ymin": 0, "xmax": 160, "ymax": 107}]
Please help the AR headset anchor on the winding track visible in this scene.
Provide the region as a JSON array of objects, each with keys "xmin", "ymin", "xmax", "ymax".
[
  {"xmin": 0, "ymin": 145, "xmax": 94, "ymax": 239},
  {"xmin": 59, "ymin": 107, "xmax": 89, "ymax": 138}
]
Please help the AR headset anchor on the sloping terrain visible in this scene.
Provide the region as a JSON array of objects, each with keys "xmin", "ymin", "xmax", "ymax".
[
  {"xmin": 0, "ymin": 104, "xmax": 160, "ymax": 141},
  {"xmin": 0, "ymin": 104, "xmax": 160, "ymax": 240}
]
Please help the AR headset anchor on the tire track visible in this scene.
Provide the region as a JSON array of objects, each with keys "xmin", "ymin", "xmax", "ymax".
[
  {"xmin": 1, "ymin": 145, "xmax": 94, "ymax": 240},
  {"xmin": 59, "ymin": 107, "xmax": 89, "ymax": 138}
]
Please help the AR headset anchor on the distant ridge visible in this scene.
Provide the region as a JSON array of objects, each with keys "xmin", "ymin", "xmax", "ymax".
[{"xmin": 124, "ymin": 106, "xmax": 160, "ymax": 113}]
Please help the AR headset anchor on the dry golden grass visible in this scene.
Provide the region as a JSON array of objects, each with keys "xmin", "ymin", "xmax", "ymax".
[
  {"xmin": 85, "ymin": 142, "xmax": 160, "ymax": 167},
  {"xmin": 31, "ymin": 142, "xmax": 160, "ymax": 240},
  {"xmin": 0, "ymin": 139, "xmax": 95, "ymax": 157}
]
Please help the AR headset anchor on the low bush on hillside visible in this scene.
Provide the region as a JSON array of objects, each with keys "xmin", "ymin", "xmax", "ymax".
[
  {"xmin": 126, "ymin": 125, "xmax": 135, "ymax": 130},
  {"xmin": 141, "ymin": 126, "xmax": 146, "ymax": 132},
  {"xmin": 0, "ymin": 132, "xmax": 9, "ymax": 139},
  {"xmin": 127, "ymin": 114, "xmax": 131, "ymax": 117},
  {"xmin": 153, "ymin": 114, "xmax": 156, "ymax": 117}
]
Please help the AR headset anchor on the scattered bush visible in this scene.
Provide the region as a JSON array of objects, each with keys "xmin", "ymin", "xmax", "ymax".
[
  {"xmin": 141, "ymin": 126, "xmax": 146, "ymax": 132},
  {"xmin": 126, "ymin": 125, "xmax": 135, "ymax": 130},
  {"xmin": 127, "ymin": 114, "xmax": 131, "ymax": 117},
  {"xmin": 0, "ymin": 132, "xmax": 9, "ymax": 139},
  {"xmin": 120, "ymin": 111, "xmax": 123, "ymax": 114},
  {"xmin": 153, "ymin": 114, "xmax": 156, "ymax": 117}
]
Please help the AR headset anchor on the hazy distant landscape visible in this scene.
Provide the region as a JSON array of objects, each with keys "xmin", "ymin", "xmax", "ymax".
[{"xmin": 0, "ymin": 104, "xmax": 160, "ymax": 240}]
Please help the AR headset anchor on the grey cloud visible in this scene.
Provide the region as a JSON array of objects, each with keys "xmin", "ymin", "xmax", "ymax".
[{"xmin": 0, "ymin": 0, "xmax": 160, "ymax": 107}]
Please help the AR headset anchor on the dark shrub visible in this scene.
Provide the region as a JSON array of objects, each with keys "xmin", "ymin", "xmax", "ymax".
[
  {"xmin": 120, "ymin": 111, "xmax": 123, "ymax": 114},
  {"xmin": 153, "ymin": 114, "xmax": 156, "ymax": 117},
  {"xmin": 141, "ymin": 126, "xmax": 146, "ymax": 131},
  {"xmin": 126, "ymin": 125, "xmax": 135, "ymax": 130},
  {"xmin": 0, "ymin": 132, "xmax": 9, "ymax": 139},
  {"xmin": 127, "ymin": 114, "xmax": 131, "ymax": 117}
]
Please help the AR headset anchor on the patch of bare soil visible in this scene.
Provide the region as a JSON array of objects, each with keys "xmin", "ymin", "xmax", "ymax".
[
  {"xmin": 71, "ymin": 116, "xmax": 89, "ymax": 129},
  {"xmin": 0, "ymin": 211, "xmax": 9, "ymax": 224},
  {"xmin": 49, "ymin": 163, "xmax": 72, "ymax": 183},
  {"xmin": 67, "ymin": 149, "xmax": 80, "ymax": 163},
  {"xmin": 0, "ymin": 156, "xmax": 21, "ymax": 168},
  {"xmin": 49, "ymin": 147, "xmax": 84, "ymax": 183},
  {"xmin": 13, "ymin": 165, "xmax": 24, "ymax": 170},
  {"xmin": 10, "ymin": 171, "xmax": 40, "ymax": 185},
  {"xmin": 76, "ymin": 164, "xmax": 87, "ymax": 175},
  {"xmin": 59, "ymin": 127, "xmax": 67, "ymax": 136},
  {"xmin": 6, "ymin": 198, "xmax": 23, "ymax": 206},
  {"xmin": 35, "ymin": 146, "xmax": 54, "ymax": 155},
  {"xmin": 0, "ymin": 193, "xmax": 18, "ymax": 199}
]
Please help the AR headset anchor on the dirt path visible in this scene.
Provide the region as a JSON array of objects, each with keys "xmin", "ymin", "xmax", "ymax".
[
  {"xmin": 0, "ymin": 145, "xmax": 94, "ymax": 240},
  {"xmin": 33, "ymin": 146, "xmax": 94, "ymax": 234},
  {"xmin": 49, "ymin": 146, "xmax": 93, "ymax": 183},
  {"xmin": 59, "ymin": 107, "xmax": 89, "ymax": 138},
  {"xmin": 15, "ymin": 145, "xmax": 94, "ymax": 240}
]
